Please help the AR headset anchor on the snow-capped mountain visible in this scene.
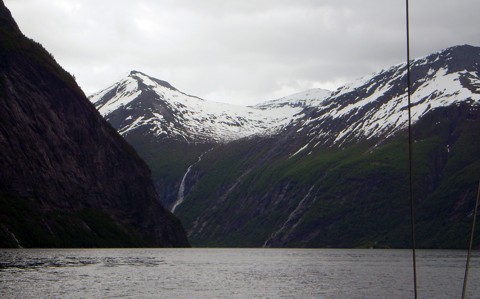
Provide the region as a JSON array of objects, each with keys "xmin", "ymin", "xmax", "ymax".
[
  {"xmin": 286, "ymin": 44, "xmax": 480, "ymax": 155},
  {"xmin": 89, "ymin": 71, "xmax": 327, "ymax": 142},
  {"xmin": 90, "ymin": 45, "xmax": 479, "ymax": 148},
  {"xmin": 87, "ymin": 45, "xmax": 480, "ymax": 249}
]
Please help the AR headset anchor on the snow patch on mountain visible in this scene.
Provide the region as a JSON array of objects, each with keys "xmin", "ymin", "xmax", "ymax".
[
  {"xmin": 290, "ymin": 45, "xmax": 480, "ymax": 154},
  {"xmin": 90, "ymin": 75, "xmax": 141, "ymax": 115},
  {"xmin": 253, "ymin": 88, "xmax": 333, "ymax": 110}
]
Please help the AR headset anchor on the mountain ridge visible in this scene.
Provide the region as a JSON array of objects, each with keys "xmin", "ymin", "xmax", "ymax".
[
  {"xmin": 90, "ymin": 45, "xmax": 479, "ymax": 148},
  {"xmin": 89, "ymin": 72, "xmax": 326, "ymax": 143}
]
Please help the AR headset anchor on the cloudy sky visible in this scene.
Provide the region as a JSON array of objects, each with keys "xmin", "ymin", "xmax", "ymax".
[{"xmin": 5, "ymin": 0, "xmax": 480, "ymax": 106}]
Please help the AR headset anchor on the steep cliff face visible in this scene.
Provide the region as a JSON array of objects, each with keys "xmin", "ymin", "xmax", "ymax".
[{"xmin": 0, "ymin": 1, "xmax": 189, "ymax": 247}]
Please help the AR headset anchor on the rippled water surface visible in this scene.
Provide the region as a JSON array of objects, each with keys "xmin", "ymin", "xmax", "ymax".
[{"xmin": 0, "ymin": 248, "xmax": 479, "ymax": 298}]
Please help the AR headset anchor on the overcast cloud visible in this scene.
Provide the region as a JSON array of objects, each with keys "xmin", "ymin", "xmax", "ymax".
[{"xmin": 4, "ymin": 0, "xmax": 480, "ymax": 105}]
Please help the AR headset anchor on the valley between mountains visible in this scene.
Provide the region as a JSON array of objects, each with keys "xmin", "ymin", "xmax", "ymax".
[{"xmin": 90, "ymin": 45, "xmax": 480, "ymax": 248}]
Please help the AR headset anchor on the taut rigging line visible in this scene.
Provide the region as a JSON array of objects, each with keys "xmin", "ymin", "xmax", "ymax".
[
  {"xmin": 462, "ymin": 179, "xmax": 480, "ymax": 299},
  {"xmin": 406, "ymin": 2, "xmax": 478, "ymax": 298},
  {"xmin": 405, "ymin": 0, "xmax": 418, "ymax": 298}
]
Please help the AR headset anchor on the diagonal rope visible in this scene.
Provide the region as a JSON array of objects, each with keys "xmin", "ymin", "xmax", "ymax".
[
  {"xmin": 461, "ymin": 178, "xmax": 480, "ymax": 299},
  {"xmin": 405, "ymin": 0, "xmax": 418, "ymax": 298}
]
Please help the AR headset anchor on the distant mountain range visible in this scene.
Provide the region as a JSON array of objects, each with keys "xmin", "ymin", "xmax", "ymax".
[
  {"xmin": 90, "ymin": 45, "xmax": 480, "ymax": 248},
  {"xmin": 90, "ymin": 45, "xmax": 479, "ymax": 148},
  {"xmin": 0, "ymin": 0, "xmax": 188, "ymax": 248},
  {"xmin": 89, "ymin": 70, "xmax": 332, "ymax": 142}
]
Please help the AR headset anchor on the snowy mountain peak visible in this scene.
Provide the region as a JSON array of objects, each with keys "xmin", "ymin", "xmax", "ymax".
[
  {"xmin": 129, "ymin": 70, "xmax": 178, "ymax": 91},
  {"xmin": 88, "ymin": 71, "xmax": 310, "ymax": 142}
]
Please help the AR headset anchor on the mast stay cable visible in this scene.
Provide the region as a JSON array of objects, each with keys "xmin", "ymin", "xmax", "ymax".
[
  {"xmin": 405, "ymin": 2, "xmax": 479, "ymax": 298},
  {"xmin": 462, "ymin": 179, "xmax": 480, "ymax": 299},
  {"xmin": 405, "ymin": 1, "xmax": 418, "ymax": 298}
]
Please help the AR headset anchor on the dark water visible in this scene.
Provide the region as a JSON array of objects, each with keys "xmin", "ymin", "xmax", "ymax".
[{"xmin": 0, "ymin": 248, "xmax": 479, "ymax": 298}]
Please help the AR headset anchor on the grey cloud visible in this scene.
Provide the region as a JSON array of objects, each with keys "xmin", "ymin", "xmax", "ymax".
[{"xmin": 4, "ymin": 0, "xmax": 480, "ymax": 105}]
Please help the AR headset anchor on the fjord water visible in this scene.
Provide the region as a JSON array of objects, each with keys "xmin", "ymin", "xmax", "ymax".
[{"xmin": 0, "ymin": 249, "xmax": 478, "ymax": 298}]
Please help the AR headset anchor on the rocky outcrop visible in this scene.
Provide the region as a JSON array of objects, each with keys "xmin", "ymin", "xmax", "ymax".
[{"xmin": 0, "ymin": 0, "xmax": 189, "ymax": 247}]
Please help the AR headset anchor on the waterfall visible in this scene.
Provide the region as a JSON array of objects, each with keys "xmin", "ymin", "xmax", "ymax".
[
  {"xmin": 171, "ymin": 164, "xmax": 194, "ymax": 213},
  {"xmin": 171, "ymin": 149, "xmax": 211, "ymax": 213}
]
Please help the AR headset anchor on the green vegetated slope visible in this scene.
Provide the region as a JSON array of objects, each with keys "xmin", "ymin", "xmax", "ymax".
[
  {"xmin": 124, "ymin": 132, "xmax": 214, "ymax": 209},
  {"xmin": 175, "ymin": 103, "xmax": 480, "ymax": 248}
]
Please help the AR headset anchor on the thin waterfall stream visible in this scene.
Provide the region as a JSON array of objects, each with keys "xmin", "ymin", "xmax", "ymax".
[{"xmin": 171, "ymin": 149, "xmax": 212, "ymax": 213}]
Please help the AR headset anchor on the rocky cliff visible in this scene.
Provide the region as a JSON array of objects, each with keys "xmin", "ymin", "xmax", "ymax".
[{"xmin": 0, "ymin": 0, "xmax": 189, "ymax": 247}]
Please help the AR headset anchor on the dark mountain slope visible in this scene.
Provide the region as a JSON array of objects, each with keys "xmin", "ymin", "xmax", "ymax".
[
  {"xmin": 0, "ymin": 1, "xmax": 188, "ymax": 247},
  {"xmin": 176, "ymin": 103, "xmax": 479, "ymax": 248},
  {"xmin": 172, "ymin": 46, "xmax": 480, "ymax": 248}
]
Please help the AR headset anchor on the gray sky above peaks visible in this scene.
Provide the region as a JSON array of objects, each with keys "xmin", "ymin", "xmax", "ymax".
[{"xmin": 5, "ymin": 0, "xmax": 480, "ymax": 106}]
